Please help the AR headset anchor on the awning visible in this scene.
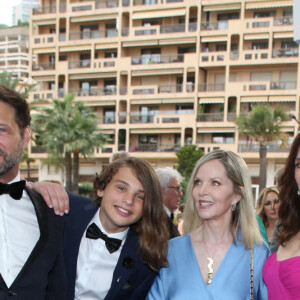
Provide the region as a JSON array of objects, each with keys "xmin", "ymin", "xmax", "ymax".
[
  {"xmin": 203, "ymin": 3, "xmax": 241, "ymax": 12},
  {"xmin": 201, "ymin": 36, "xmax": 228, "ymax": 43},
  {"xmin": 246, "ymin": 0, "xmax": 292, "ymax": 9},
  {"xmin": 69, "ymin": 72, "xmax": 116, "ymax": 80},
  {"xmin": 132, "ymin": 8, "xmax": 186, "ymax": 20},
  {"xmin": 244, "ymin": 33, "xmax": 269, "ymax": 40},
  {"xmin": 131, "ymin": 128, "xmax": 181, "ymax": 134},
  {"xmin": 71, "ymin": 14, "xmax": 118, "ymax": 23},
  {"xmin": 197, "ymin": 127, "xmax": 235, "ymax": 133},
  {"xmin": 132, "ymin": 68, "xmax": 183, "ymax": 76},
  {"xmin": 273, "ymin": 32, "xmax": 293, "ymax": 39},
  {"xmin": 199, "ymin": 98, "xmax": 224, "ymax": 104},
  {"xmin": 95, "ymin": 43, "xmax": 118, "ymax": 50},
  {"xmin": 159, "ymin": 37, "xmax": 196, "ymax": 45},
  {"xmin": 60, "ymin": 45, "xmax": 91, "ymax": 52},
  {"xmin": 33, "ymin": 48, "xmax": 55, "ymax": 54},
  {"xmin": 241, "ymin": 97, "xmax": 268, "ymax": 103},
  {"xmin": 268, "ymin": 95, "xmax": 296, "ymax": 102}
]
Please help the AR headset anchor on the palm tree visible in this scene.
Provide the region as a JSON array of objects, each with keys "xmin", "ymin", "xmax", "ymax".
[
  {"xmin": 236, "ymin": 104, "xmax": 288, "ymax": 193},
  {"xmin": 31, "ymin": 93, "xmax": 107, "ymax": 192},
  {"xmin": 0, "ymin": 70, "xmax": 34, "ymax": 98},
  {"xmin": 21, "ymin": 149, "xmax": 35, "ymax": 180}
]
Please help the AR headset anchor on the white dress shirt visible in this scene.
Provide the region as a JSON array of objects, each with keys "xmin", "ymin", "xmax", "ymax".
[
  {"xmin": 75, "ymin": 208, "xmax": 129, "ymax": 300},
  {"xmin": 0, "ymin": 173, "xmax": 40, "ymax": 287}
]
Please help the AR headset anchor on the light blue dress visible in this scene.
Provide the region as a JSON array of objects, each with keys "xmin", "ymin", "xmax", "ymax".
[{"xmin": 147, "ymin": 233, "xmax": 270, "ymax": 300}]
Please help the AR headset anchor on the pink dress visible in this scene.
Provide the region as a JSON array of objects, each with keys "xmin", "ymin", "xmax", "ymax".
[{"xmin": 263, "ymin": 252, "xmax": 300, "ymax": 299}]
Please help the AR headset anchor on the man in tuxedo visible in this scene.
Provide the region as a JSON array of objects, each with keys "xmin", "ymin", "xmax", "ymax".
[
  {"xmin": 0, "ymin": 85, "xmax": 66, "ymax": 299},
  {"xmin": 155, "ymin": 167, "xmax": 183, "ymax": 238}
]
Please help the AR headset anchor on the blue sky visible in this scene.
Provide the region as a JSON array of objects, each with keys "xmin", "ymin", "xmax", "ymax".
[{"xmin": 0, "ymin": 1, "xmax": 21, "ymax": 26}]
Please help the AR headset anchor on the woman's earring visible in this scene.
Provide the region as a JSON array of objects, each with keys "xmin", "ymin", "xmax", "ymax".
[
  {"xmin": 232, "ymin": 203, "xmax": 237, "ymax": 212},
  {"xmin": 297, "ymin": 190, "xmax": 300, "ymax": 196}
]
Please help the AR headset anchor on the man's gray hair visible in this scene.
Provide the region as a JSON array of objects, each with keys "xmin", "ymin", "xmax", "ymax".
[{"xmin": 155, "ymin": 167, "xmax": 183, "ymax": 188}]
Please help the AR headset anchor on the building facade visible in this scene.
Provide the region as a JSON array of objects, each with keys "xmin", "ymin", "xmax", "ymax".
[
  {"xmin": 0, "ymin": 27, "xmax": 30, "ymax": 81},
  {"xmin": 29, "ymin": 0, "xmax": 299, "ymax": 195}
]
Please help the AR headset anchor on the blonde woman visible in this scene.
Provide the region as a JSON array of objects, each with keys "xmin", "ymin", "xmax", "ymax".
[
  {"xmin": 147, "ymin": 150, "xmax": 269, "ymax": 299},
  {"xmin": 256, "ymin": 186, "xmax": 280, "ymax": 244}
]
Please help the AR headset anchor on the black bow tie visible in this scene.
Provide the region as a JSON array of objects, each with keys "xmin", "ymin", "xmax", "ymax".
[
  {"xmin": 0, "ymin": 180, "xmax": 26, "ymax": 200},
  {"xmin": 86, "ymin": 223, "xmax": 122, "ymax": 254}
]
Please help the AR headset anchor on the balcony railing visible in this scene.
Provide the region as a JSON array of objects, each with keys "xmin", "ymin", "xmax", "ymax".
[
  {"xmin": 133, "ymin": 0, "xmax": 157, "ymax": 5},
  {"xmin": 131, "ymin": 54, "xmax": 184, "ymax": 65},
  {"xmin": 69, "ymin": 29, "xmax": 118, "ymax": 40},
  {"xmin": 270, "ymin": 81, "xmax": 297, "ymax": 90},
  {"xmin": 200, "ymin": 21, "xmax": 228, "ymax": 31},
  {"xmin": 33, "ymin": 5, "xmax": 56, "ymax": 14},
  {"xmin": 32, "ymin": 62, "xmax": 55, "ymax": 71},
  {"xmin": 96, "ymin": 0, "xmax": 119, "ymax": 9},
  {"xmin": 197, "ymin": 113, "xmax": 224, "ymax": 122},
  {"xmin": 238, "ymin": 141, "xmax": 290, "ymax": 153},
  {"xmin": 198, "ymin": 83, "xmax": 225, "ymax": 92},
  {"xmin": 68, "ymin": 60, "xmax": 91, "ymax": 69},
  {"xmin": 130, "ymin": 143, "xmax": 180, "ymax": 152},
  {"xmin": 160, "ymin": 24, "xmax": 185, "ymax": 34},
  {"xmin": 273, "ymin": 16, "xmax": 293, "ymax": 26},
  {"xmin": 272, "ymin": 48, "xmax": 299, "ymax": 58},
  {"xmin": 158, "ymin": 84, "xmax": 183, "ymax": 93},
  {"xmin": 70, "ymin": 87, "xmax": 117, "ymax": 96}
]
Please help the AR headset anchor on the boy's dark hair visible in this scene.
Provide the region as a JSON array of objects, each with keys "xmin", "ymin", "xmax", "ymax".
[
  {"xmin": 94, "ymin": 157, "xmax": 169, "ymax": 270},
  {"xmin": 0, "ymin": 84, "xmax": 31, "ymax": 136}
]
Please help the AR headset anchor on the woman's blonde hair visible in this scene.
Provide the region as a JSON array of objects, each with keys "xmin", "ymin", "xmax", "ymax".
[
  {"xmin": 256, "ymin": 186, "xmax": 279, "ymax": 227},
  {"xmin": 183, "ymin": 149, "xmax": 263, "ymax": 248}
]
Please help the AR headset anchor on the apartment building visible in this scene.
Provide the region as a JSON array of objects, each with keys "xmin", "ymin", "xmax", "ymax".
[
  {"xmin": 29, "ymin": 0, "xmax": 299, "ymax": 192},
  {"xmin": 0, "ymin": 27, "xmax": 30, "ymax": 81}
]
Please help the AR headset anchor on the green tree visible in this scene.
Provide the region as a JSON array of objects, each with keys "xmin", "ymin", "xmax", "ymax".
[
  {"xmin": 236, "ymin": 104, "xmax": 288, "ymax": 193},
  {"xmin": 31, "ymin": 93, "xmax": 107, "ymax": 193},
  {"xmin": 176, "ymin": 145, "xmax": 204, "ymax": 200},
  {"xmin": 0, "ymin": 70, "xmax": 35, "ymax": 98}
]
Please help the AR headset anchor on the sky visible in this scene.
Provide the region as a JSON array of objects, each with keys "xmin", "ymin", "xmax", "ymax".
[{"xmin": 0, "ymin": 1, "xmax": 21, "ymax": 26}]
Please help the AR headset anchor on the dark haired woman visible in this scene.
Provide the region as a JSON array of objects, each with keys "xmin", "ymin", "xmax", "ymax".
[{"xmin": 263, "ymin": 134, "xmax": 300, "ymax": 299}]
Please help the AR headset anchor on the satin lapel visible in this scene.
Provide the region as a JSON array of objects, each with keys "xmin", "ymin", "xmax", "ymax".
[
  {"xmin": 10, "ymin": 187, "xmax": 49, "ymax": 287},
  {"xmin": 105, "ymin": 228, "xmax": 139, "ymax": 300}
]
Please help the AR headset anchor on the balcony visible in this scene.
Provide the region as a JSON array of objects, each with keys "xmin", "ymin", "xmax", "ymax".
[
  {"xmin": 198, "ymin": 83, "xmax": 225, "ymax": 92},
  {"xmin": 130, "ymin": 143, "xmax": 180, "ymax": 152},
  {"xmin": 200, "ymin": 21, "xmax": 228, "ymax": 31},
  {"xmin": 69, "ymin": 29, "xmax": 118, "ymax": 41},
  {"xmin": 270, "ymin": 81, "xmax": 297, "ymax": 90},
  {"xmin": 68, "ymin": 60, "xmax": 91, "ymax": 69},
  {"xmin": 160, "ymin": 24, "xmax": 185, "ymax": 34},
  {"xmin": 197, "ymin": 113, "xmax": 224, "ymax": 122},
  {"xmin": 273, "ymin": 17, "xmax": 293, "ymax": 26},
  {"xmin": 272, "ymin": 48, "xmax": 299, "ymax": 58},
  {"xmin": 133, "ymin": 0, "xmax": 158, "ymax": 5},
  {"xmin": 131, "ymin": 54, "xmax": 184, "ymax": 65},
  {"xmin": 69, "ymin": 87, "xmax": 117, "ymax": 96},
  {"xmin": 32, "ymin": 5, "xmax": 56, "ymax": 14},
  {"xmin": 32, "ymin": 62, "xmax": 55, "ymax": 71},
  {"xmin": 238, "ymin": 140, "xmax": 290, "ymax": 153},
  {"xmin": 95, "ymin": 0, "xmax": 119, "ymax": 8}
]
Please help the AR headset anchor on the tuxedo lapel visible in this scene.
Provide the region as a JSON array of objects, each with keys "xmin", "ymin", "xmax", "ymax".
[
  {"xmin": 10, "ymin": 188, "xmax": 49, "ymax": 287},
  {"xmin": 105, "ymin": 228, "xmax": 139, "ymax": 299}
]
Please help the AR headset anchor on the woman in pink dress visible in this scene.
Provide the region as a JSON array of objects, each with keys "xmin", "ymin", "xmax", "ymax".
[{"xmin": 263, "ymin": 133, "xmax": 300, "ymax": 299}]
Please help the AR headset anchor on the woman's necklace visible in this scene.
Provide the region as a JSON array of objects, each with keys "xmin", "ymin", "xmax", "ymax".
[{"xmin": 203, "ymin": 239, "xmax": 217, "ymax": 285}]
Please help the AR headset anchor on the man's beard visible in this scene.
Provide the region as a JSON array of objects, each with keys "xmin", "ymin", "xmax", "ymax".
[{"xmin": 0, "ymin": 141, "xmax": 23, "ymax": 176}]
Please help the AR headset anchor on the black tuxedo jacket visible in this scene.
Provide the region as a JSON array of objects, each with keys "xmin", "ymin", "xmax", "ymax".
[
  {"xmin": 64, "ymin": 193, "xmax": 158, "ymax": 300},
  {"xmin": 0, "ymin": 187, "xmax": 66, "ymax": 300}
]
